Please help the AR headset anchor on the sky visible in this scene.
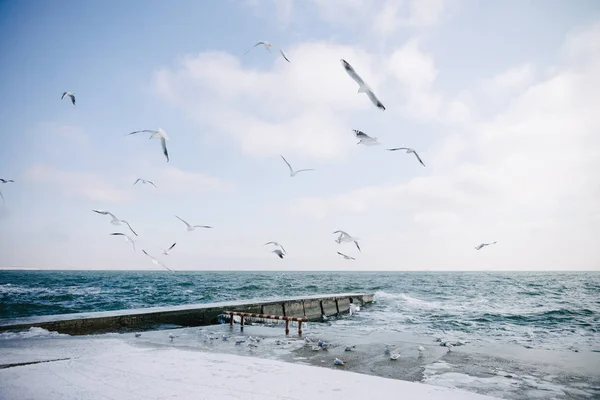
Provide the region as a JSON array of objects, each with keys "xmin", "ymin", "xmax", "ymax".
[{"xmin": 0, "ymin": 0, "xmax": 599, "ymax": 271}]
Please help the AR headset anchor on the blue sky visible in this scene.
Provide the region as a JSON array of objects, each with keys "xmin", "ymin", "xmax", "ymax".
[{"xmin": 1, "ymin": 0, "xmax": 599, "ymax": 270}]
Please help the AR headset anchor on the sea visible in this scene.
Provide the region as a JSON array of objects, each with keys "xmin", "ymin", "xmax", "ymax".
[{"xmin": 1, "ymin": 270, "xmax": 599, "ymax": 399}]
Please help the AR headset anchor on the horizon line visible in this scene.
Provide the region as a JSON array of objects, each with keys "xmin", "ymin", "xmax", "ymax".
[{"xmin": 1, "ymin": 268, "xmax": 598, "ymax": 273}]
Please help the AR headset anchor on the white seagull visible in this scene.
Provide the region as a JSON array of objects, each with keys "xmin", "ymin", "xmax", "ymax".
[
  {"xmin": 92, "ymin": 210, "xmax": 138, "ymax": 236},
  {"xmin": 161, "ymin": 242, "xmax": 177, "ymax": 256},
  {"xmin": 337, "ymin": 251, "xmax": 355, "ymax": 260},
  {"xmin": 387, "ymin": 147, "xmax": 426, "ymax": 167},
  {"xmin": 349, "ymin": 303, "xmax": 360, "ymax": 316},
  {"xmin": 475, "ymin": 241, "xmax": 497, "ymax": 250},
  {"xmin": 280, "ymin": 155, "xmax": 314, "ymax": 177},
  {"xmin": 340, "ymin": 59, "xmax": 385, "ymax": 111},
  {"xmin": 127, "ymin": 128, "xmax": 169, "ymax": 162},
  {"xmin": 333, "ymin": 358, "xmax": 345, "ymax": 366},
  {"xmin": 390, "ymin": 351, "xmax": 401, "ymax": 360},
  {"xmin": 353, "ymin": 129, "xmax": 380, "ymax": 146},
  {"xmin": 134, "ymin": 178, "xmax": 157, "ymax": 188},
  {"xmin": 109, "ymin": 232, "xmax": 136, "ymax": 252},
  {"xmin": 142, "ymin": 249, "xmax": 172, "ymax": 272},
  {"xmin": 333, "ymin": 230, "xmax": 361, "ymax": 251},
  {"xmin": 272, "ymin": 249, "xmax": 285, "ymax": 259},
  {"xmin": 244, "ymin": 41, "xmax": 290, "ymax": 62},
  {"xmin": 418, "ymin": 346, "xmax": 425, "ymax": 357},
  {"xmin": 176, "ymin": 215, "xmax": 213, "ymax": 231},
  {"xmin": 264, "ymin": 241, "xmax": 286, "ymax": 254},
  {"xmin": 0, "ymin": 179, "xmax": 14, "ymax": 183},
  {"xmin": 61, "ymin": 92, "xmax": 76, "ymax": 106}
]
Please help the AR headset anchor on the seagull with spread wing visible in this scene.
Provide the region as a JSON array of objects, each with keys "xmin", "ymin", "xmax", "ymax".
[
  {"xmin": 176, "ymin": 215, "xmax": 213, "ymax": 232},
  {"xmin": 161, "ymin": 242, "xmax": 177, "ymax": 256},
  {"xmin": 280, "ymin": 155, "xmax": 314, "ymax": 177},
  {"xmin": 134, "ymin": 178, "xmax": 157, "ymax": 188},
  {"xmin": 244, "ymin": 41, "xmax": 290, "ymax": 62},
  {"xmin": 340, "ymin": 59, "xmax": 385, "ymax": 110},
  {"xmin": 353, "ymin": 129, "xmax": 380, "ymax": 146},
  {"xmin": 142, "ymin": 249, "xmax": 172, "ymax": 271},
  {"xmin": 61, "ymin": 92, "xmax": 76, "ymax": 106},
  {"xmin": 386, "ymin": 147, "xmax": 426, "ymax": 167},
  {"xmin": 475, "ymin": 241, "xmax": 497, "ymax": 250},
  {"xmin": 109, "ymin": 233, "xmax": 136, "ymax": 252},
  {"xmin": 127, "ymin": 128, "xmax": 169, "ymax": 162},
  {"xmin": 0, "ymin": 179, "xmax": 14, "ymax": 183},
  {"xmin": 92, "ymin": 209, "xmax": 138, "ymax": 236},
  {"xmin": 333, "ymin": 230, "xmax": 361, "ymax": 251},
  {"xmin": 264, "ymin": 241, "xmax": 286, "ymax": 254},
  {"xmin": 337, "ymin": 252, "xmax": 355, "ymax": 260},
  {"xmin": 272, "ymin": 249, "xmax": 285, "ymax": 259}
]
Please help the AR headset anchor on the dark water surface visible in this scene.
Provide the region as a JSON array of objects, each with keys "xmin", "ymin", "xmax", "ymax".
[{"xmin": 1, "ymin": 270, "xmax": 599, "ymax": 352}]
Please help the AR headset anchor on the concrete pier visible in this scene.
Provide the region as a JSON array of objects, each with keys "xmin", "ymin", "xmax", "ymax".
[{"xmin": 0, "ymin": 293, "xmax": 374, "ymax": 335}]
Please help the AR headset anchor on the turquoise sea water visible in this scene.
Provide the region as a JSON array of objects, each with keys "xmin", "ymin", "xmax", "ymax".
[{"xmin": 1, "ymin": 270, "xmax": 599, "ymax": 352}]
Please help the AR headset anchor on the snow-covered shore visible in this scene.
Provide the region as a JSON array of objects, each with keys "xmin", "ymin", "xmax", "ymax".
[{"xmin": 0, "ymin": 336, "xmax": 500, "ymax": 400}]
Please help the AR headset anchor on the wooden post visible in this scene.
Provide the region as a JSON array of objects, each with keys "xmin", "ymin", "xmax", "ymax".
[
  {"xmin": 285, "ymin": 319, "xmax": 290, "ymax": 335},
  {"xmin": 298, "ymin": 321, "xmax": 303, "ymax": 336},
  {"xmin": 241, "ymin": 315, "xmax": 245, "ymax": 331},
  {"xmin": 229, "ymin": 312, "xmax": 233, "ymax": 327}
]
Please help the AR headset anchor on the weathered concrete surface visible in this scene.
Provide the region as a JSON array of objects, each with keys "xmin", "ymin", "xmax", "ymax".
[
  {"xmin": 0, "ymin": 293, "xmax": 374, "ymax": 335},
  {"xmin": 303, "ymin": 299, "xmax": 322, "ymax": 319},
  {"xmin": 322, "ymin": 299, "xmax": 338, "ymax": 315}
]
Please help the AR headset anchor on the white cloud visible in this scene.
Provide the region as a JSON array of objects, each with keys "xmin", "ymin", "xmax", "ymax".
[
  {"xmin": 241, "ymin": 0, "xmax": 294, "ymax": 27},
  {"xmin": 311, "ymin": 0, "xmax": 446, "ymax": 33},
  {"xmin": 405, "ymin": 0, "xmax": 445, "ymax": 27},
  {"xmin": 154, "ymin": 38, "xmax": 465, "ymax": 161},
  {"xmin": 482, "ymin": 63, "xmax": 536, "ymax": 94},
  {"xmin": 25, "ymin": 164, "xmax": 134, "ymax": 203},
  {"xmin": 154, "ymin": 166, "xmax": 234, "ymax": 195},
  {"xmin": 154, "ymin": 42, "xmax": 385, "ymax": 160},
  {"xmin": 286, "ymin": 22, "xmax": 600, "ymax": 269},
  {"xmin": 374, "ymin": 1, "xmax": 402, "ymax": 37}
]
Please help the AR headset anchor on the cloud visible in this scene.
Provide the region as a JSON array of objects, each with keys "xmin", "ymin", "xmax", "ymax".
[
  {"xmin": 154, "ymin": 42, "xmax": 384, "ymax": 160},
  {"xmin": 24, "ymin": 164, "xmax": 134, "ymax": 203},
  {"xmin": 153, "ymin": 166, "xmax": 234, "ymax": 195},
  {"xmin": 286, "ymin": 22, "xmax": 600, "ymax": 269},
  {"xmin": 404, "ymin": 0, "xmax": 445, "ymax": 27},
  {"xmin": 481, "ymin": 63, "xmax": 536, "ymax": 94},
  {"xmin": 311, "ymin": 0, "xmax": 446, "ymax": 30},
  {"xmin": 154, "ymin": 38, "xmax": 466, "ymax": 161}
]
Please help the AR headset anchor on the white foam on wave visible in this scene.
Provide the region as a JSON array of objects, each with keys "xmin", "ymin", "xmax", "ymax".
[{"xmin": 0, "ymin": 327, "xmax": 68, "ymax": 340}]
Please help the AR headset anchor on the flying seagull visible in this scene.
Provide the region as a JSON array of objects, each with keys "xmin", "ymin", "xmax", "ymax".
[
  {"xmin": 280, "ymin": 155, "xmax": 314, "ymax": 177},
  {"xmin": 127, "ymin": 128, "xmax": 169, "ymax": 162},
  {"xmin": 353, "ymin": 129, "xmax": 380, "ymax": 146},
  {"xmin": 475, "ymin": 241, "xmax": 497, "ymax": 250},
  {"xmin": 337, "ymin": 252, "xmax": 355, "ymax": 260},
  {"xmin": 272, "ymin": 249, "xmax": 285, "ymax": 259},
  {"xmin": 134, "ymin": 178, "xmax": 157, "ymax": 188},
  {"xmin": 92, "ymin": 209, "xmax": 138, "ymax": 236},
  {"xmin": 244, "ymin": 41, "xmax": 290, "ymax": 62},
  {"xmin": 0, "ymin": 190, "xmax": 3, "ymax": 205},
  {"xmin": 264, "ymin": 241, "xmax": 286, "ymax": 254},
  {"xmin": 61, "ymin": 92, "xmax": 76, "ymax": 106},
  {"xmin": 142, "ymin": 249, "xmax": 172, "ymax": 271},
  {"xmin": 161, "ymin": 242, "xmax": 177, "ymax": 256},
  {"xmin": 387, "ymin": 147, "xmax": 425, "ymax": 167},
  {"xmin": 0, "ymin": 179, "xmax": 14, "ymax": 183},
  {"xmin": 176, "ymin": 215, "xmax": 213, "ymax": 231},
  {"xmin": 109, "ymin": 232, "xmax": 136, "ymax": 252},
  {"xmin": 333, "ymin": 230, "xmax": 361, "ymax": 251},
  {"xmin": 340, "ymin": 59, "xmax": 385, "ymax": 111}
]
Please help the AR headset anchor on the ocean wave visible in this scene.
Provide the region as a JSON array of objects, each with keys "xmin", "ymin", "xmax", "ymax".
[{"xmin": 0, "ymin": 327, "xmax": 68, "ymax": 340}]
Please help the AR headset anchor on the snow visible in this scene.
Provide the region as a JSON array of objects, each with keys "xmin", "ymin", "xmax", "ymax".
[{"xmin": 0, "ymin": 334, "xmax": 500, "ymax": 400}]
